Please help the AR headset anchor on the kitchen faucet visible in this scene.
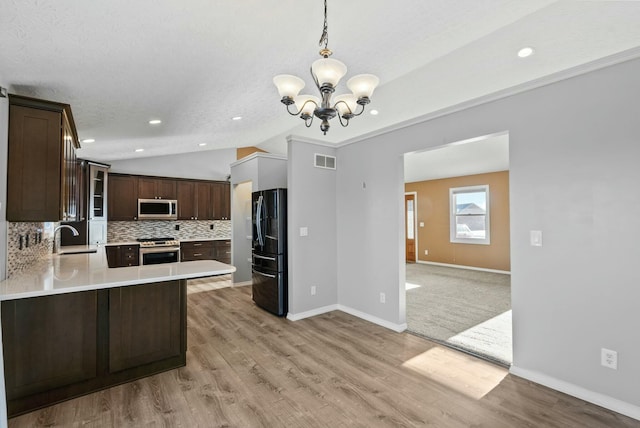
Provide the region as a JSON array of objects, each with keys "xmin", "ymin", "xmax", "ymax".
[{"xmin": 52, "ymin": 224, "xmax": 80, "ymax": 254}]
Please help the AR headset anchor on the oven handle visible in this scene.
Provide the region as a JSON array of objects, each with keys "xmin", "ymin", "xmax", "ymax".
[
  {"xmin": 139, "ymin": 246, "xmax": 181, "ymax": 254},
  {"xmin": 252, "ymin": 268, "xmax": 276, "ymax": 279}
]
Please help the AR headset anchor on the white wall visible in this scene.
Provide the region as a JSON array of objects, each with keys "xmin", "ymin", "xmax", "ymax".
[
  {"xmin": 286, "ymin": 138, "xmax": 338, "ymax": 318},
  {"xmin": 0, "ymin": 80, "xmax": 10, "ymax": 427},
  {"xmin": 326, "ymin": 57, "xmax": 640, "ymax": 417},
  {"xmin": 231, "ymin": 181, "xmax": 252, "ymax": 283},
  {"xmin": 230, "ymin": 153, "xmax": 287, "ymax": 283},
  {"xmin": 108, "ymin": 148, "xmax": 236, "ymax": 181},
  {"xmin": 0, "ymin": 81, "xmax": 9, "ymax": 280}
]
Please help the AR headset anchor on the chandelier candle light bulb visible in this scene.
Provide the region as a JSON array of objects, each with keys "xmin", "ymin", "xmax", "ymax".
[{"xmin": 273, "ymin": 0, "xmax": 379, "ymax": 135}]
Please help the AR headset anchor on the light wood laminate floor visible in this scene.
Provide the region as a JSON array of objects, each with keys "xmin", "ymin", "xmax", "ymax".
[{"xmin": 8, "ymin": 283, "xmax": 638, "ymax": 427}]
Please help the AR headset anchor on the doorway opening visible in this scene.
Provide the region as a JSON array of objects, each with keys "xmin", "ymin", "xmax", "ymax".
[
  {"xmin": 405, "ymin": 192, "xmax": 417, "ymax": 263},
  {"xmin": 402, "ymin": 133, "xmax": 512, "ymax": 366}
]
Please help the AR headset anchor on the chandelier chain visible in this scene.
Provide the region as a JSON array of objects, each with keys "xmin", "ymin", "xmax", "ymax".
[{"xmin": 319, "ymin": 0, "xmax": 329, "ymax": 50}]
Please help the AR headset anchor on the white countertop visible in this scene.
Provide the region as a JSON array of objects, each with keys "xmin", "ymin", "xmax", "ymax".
[
  {"xmin": 104, "ymin": 237, "xmax": 231, "ymax": 246},
  {"xmin": 0, "ymin": 247, "xmax": 236, "ymax": 301}
]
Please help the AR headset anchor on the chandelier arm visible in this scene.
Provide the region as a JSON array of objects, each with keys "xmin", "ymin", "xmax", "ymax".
[
  {"xmin": 337, "ymin": 114, "xmax": 350, "ymax": 128},
  {"xmin": 351, "ymin": 103, "xmax": 367, "ymax": 117},
  {"xmin": 332, "ymin": 100, "xmax": 353, "ymax": 116},
  {"xmin": 304, "ymin": 116, "xmax": 314, "ymax": 128},
  {"xmin": 285, "ymin": 99, "xmax": 320, "ymax": 116},
  {"xmin": 285, "ymin": 104, "xmax": 302, "ymax": 116}
]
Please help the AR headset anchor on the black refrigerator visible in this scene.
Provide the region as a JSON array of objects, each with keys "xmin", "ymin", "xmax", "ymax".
[{"xmin": 252, "ymin": 188, "xmax": 287, "ymax": 316}]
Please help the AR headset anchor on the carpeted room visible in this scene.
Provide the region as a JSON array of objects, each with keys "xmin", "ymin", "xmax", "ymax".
[{"xmin": 404, "ymin": 147, "xmax": 511, "ymax": 365}]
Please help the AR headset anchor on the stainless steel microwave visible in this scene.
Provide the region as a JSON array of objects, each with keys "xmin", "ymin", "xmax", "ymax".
[{"xmin": 137, "ymin": 199, "xmax": 177, "ymax": 220}]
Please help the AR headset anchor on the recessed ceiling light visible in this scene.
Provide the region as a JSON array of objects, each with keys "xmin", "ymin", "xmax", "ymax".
[
  {"xmin": 517, "ymin": 47, "xmax": 535, "ymax": 58},
  {"xmin": 149, "ymin": 119, "xmax": 162, "ymax": 125},
  {"xmin": 81, "ymin": 138, "xmax": 95, "ymax": 143},
  {"xmin": 135, "ymin": 148, "xmax": 144, "ymax": 152},
  {"xmin": 198, "ymin": 143, "xmax": 207, "ymax": 147},
  {"xmin": 232, "ymin": 116, "xmax": 242, "ymax": 121},
  {"xmin": 370, "ymin": 109, "xmax": 379, "ymax": 116}
]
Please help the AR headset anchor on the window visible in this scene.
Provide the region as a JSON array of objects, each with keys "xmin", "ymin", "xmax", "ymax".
[{"xmin": 450, "ymin": 185, "xmax": 490, "ymax": 245}]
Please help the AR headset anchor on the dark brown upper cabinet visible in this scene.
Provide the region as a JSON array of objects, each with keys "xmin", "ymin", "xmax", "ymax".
[
  {"xmin": 212, "ymin": 182, "xmax": 230, "ymax": 220},
  {"xmin": 138, "ymin": 177, "xmax": 177, "ymax": 200},
  {"xmin": 7, "ymin": 95, "xmax": 80, "ymax": 222},
  {"xmin": 177, "ymin": 180, "xmax": 217, "ymax": 221},
  {"xmin": 108, "ymin": 174, "xmax": 139, "ymax": 221},
  {"xmin": 196, "ymin": 181, "xmax": 214, "ymax": 220},
  {"xmin": 177, "ymin": 180, "xmax": 197, "ymax": 220}
]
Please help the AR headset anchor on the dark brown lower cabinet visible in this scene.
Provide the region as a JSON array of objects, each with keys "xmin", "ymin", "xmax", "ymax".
[
  {"xmin": 1, "ymin": 280, "xmax": 186, "ymax": 418},
  {"xmin": 181, "ymin": 240, "xmax": 231, "ymax": 263},
  {"xmin": 109, "ymin": 282, "xmax": 184, "ymax": 372},
  {"xmin": 214, "ymin": 240, "xmax": 232, "ymax": 264}
]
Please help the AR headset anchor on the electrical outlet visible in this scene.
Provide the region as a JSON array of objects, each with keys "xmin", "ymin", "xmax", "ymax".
[
  {"xmin": 175, "ymin": 224, "xmax": 180, "ymax": 231},
  {"xmin": 424, "ymin": 250, "xmax": 428, "ymax": 255},
  {"xmin": 380, "ymin": 292, "xmax": 386, "ymax": 304},
  {"xmin": 311, "ymin": 286, "xmax": 317, "ymax": 296},
  {"xmin": 601, "ymin": 348, "xmax": 618, "ymax": 370}
]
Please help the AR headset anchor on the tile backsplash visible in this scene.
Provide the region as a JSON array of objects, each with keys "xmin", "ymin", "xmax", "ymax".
[
  {"xmin": 108, "ymin": 220, "xmax": 231, "ymax": 242},
  {"xmin": 6, "ymin": 220, "xmax": 231, "ymax": 278},
  {"xmin": 7, "ymin": 222, "xmax": 55, "ymax": 278}
]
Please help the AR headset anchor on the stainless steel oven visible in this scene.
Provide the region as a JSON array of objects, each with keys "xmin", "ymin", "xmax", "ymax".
[{"xmin": 138, "ymin": 238, "xmax": 180, "ymax": 265}]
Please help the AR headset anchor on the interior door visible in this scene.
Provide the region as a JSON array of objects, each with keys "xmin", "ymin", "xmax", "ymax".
[{"xmin": 405, "ymin": 193, "xmax": 416, "ymax": 262}]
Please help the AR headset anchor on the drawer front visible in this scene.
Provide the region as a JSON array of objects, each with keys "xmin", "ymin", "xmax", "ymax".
[
  {"xmin": 181, "ymin": 248, "xmax": 214, "ymax": 262},
  {"xmin": 216, "ymin": 241, "xmax": 231, "ymax": 264},
  {"xmin": 120, "ymin": 250, "xmax": 139, "ymax": 267},
  {"xmin": 213, "ymin": 240, "xmax": 231, "ymax": 264},
  {"xmin": 121, "ymin": 245, "xmax": 139, "ymax": 266},
  {"xmin": 180, "ymin": 241, "xmax": 214, "ymax": 251}
]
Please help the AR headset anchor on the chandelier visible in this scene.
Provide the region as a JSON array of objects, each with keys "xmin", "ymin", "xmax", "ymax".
[{"xmin": 273, "ymin": 0, "xmax": 379, "ymax": 135}]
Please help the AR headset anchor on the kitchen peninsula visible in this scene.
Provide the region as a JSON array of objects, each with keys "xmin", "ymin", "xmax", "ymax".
[{"xmin": 0, "ymin": 248, "xmax": 235, "ymax": 418}]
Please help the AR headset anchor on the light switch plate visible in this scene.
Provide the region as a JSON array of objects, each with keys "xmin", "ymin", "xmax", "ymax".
[
  {"xmin": 300, "ymin": 227, "xmax": 308, "ymax": 237},
  {"xmin": 530, "ymin": 230, "xmax": 543, "ymax": 247}
]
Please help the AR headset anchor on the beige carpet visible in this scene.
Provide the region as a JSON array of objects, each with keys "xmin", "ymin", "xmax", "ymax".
[{"xmin": 405, "ymin": 263, "xmax": 512, "ymax": 366}]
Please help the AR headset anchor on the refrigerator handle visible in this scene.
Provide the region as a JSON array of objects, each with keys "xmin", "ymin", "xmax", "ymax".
[
  {"xmin": 256, "ymin": 195, "xmax": 264, "ymax": 247},
  {"xmin": 253, "ymin": 254, "xmax": 276, "ymax": 261},
  {"xmin": 252, "ymin": 268, "xmax": 276, "ymax": 279}
]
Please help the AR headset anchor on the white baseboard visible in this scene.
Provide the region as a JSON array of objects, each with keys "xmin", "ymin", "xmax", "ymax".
[
  {"xmin": 510, "ymin": 365, "xmax": 640, "ymax": 421},
  {"xmin": 417, "ymin": 260, "xmax": 511, "ymax": 275},
  {"xmin": 287, "ymin": 304, "xmax": 338, "ymax": 321},
  {"xmin": 287, "ymin": 304, "xmax": 406, "ymax": 333},
  {"xmin": 232, "ymin": 280, "xmax": 252, "ymax": 287},
  {"xmin": 337, "ymin": 304, "xmax": 407, "ymax": 333}
]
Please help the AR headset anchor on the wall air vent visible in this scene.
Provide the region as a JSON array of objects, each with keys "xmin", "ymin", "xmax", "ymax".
[{"xmin": 314, "ymin": 153, "xmax": 336, "ymax": 170}]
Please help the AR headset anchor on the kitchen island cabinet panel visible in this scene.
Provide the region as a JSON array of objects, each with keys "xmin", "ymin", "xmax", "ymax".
[
  {"xmin": 1, "ymin": 280, "xmax": 187, "ymax": 417},
  {"xmin": 1, "ymin": 291, "xmax": 99, "ymax": 414},
  {"xmin": 109, "ymin": 281, "xmax": 185, "ymax": 372}
]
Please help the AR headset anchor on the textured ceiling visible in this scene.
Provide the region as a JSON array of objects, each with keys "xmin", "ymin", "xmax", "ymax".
[
  {"xmin": 1, "ymin": 0, "xmax": 640, "ymax": 161},
  {"xmin": 404, "ymin": 134, "xmax": 509, "ymax": 183}
]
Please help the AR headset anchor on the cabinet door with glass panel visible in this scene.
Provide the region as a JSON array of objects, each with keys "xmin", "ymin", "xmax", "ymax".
[{"xmin": 89, "ymin": 164, "xmax": 108, "ymax": 221}]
